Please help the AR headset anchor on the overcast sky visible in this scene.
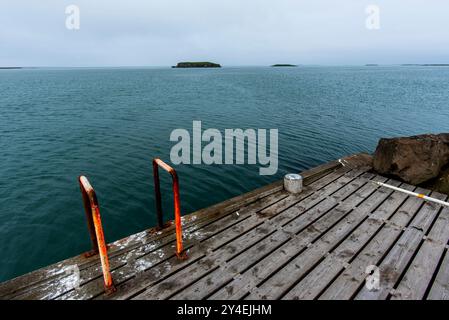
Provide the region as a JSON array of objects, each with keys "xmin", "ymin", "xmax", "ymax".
[{"xmin": 1, "ymin": 0, "xmax": 448, "ymax": 67}]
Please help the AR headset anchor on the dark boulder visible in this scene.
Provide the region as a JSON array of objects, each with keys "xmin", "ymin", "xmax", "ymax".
[
  {"xmin": 373, "ymin": 133, "xmax": 449, "ymax": 185},
  {"xmin": 422, "ymin": 165, "xmax": 449, "ymax": 195}
]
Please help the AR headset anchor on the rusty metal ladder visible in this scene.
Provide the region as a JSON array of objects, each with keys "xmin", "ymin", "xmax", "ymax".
[
  {"xmin": 78, "ymin": 158, "xmax": 186, "ymax": 294},
  {"xmin": 152, "ymin": 158, "xmax": 186, "ymax": 259},
  {"xmin": 79, "ymin": 176, "xmax": 116, "ymax": 294}
]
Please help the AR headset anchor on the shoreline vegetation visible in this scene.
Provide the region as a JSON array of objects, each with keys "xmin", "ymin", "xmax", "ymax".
[
  {"xmin": 271, "ymin": 64, "xmax": 297, "ymax": 67},
  {"xmin": 172, "ymin": 62, "xmax": 221, "ymax": 68}
]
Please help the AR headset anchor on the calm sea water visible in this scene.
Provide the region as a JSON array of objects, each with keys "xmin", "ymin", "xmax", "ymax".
[{"xmin": 1, "ymin": 66, "xmax": 448, "ymax": 281}]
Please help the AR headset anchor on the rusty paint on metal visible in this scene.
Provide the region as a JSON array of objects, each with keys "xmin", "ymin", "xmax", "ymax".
[
  {"xmin": 79, "ymin": 176, "xmax": 116, "ymax": 294},
  {"xmin": 152, "ymin": 158, "xmax": 186, "ymax": 259}
]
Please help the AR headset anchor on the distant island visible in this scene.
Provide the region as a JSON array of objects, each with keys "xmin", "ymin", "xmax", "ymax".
[
  {"xmin": 401, "ymin": 64, "xmax": 449, "ymax": 67},
  {"xmin": 271, "ymin": 64, "xmax": 297, "ymax": 67},
  {"xmin": 0, "ymin": 67, "xmax": 22, "ymax": 69},
  {"xmin": 365, "ymin": 64, "xmax": 378, "ymax": 66},
  {"xmin": 172, "ymin": 62, "xmax": 221, "ymax": 68}
]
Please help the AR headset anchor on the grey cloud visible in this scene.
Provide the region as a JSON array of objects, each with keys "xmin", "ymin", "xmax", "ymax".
[{"xmin": 0, "ymin": 0, "xmax": 448, "ymax": 66}]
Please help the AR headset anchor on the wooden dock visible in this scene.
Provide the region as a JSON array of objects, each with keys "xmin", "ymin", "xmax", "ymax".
[{"xmin": 1, "ymin": 154, "xmax": 448, "ymax": 300}]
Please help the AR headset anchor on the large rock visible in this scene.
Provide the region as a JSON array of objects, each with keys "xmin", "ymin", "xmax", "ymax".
[
  {"xmin": 373, "ymin": 133, "xmax": 449, "ymax": 185},
  {"xmin": 422, "ymin": 165, "xmax": 449, "ymax": 195}
]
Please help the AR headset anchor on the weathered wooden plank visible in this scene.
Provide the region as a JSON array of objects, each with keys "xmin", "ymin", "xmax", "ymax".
[
  {"xmin": 247, "ymin": 180, "xmax": 411, "ymax": 300},
  {"xmin": 283, "ymin": 187, "xmax": 428, "ymax": 300},
  {"xmin": 320, "ymin": 190, "xmax": 443, "ymax": 300},
  {"xmin": 355, "ymin": 192, "xmax": 447, "ymax": 300},
  {"xmin": 11, "ymin": 195, "xmax": 275, "ymax": 300},
  {"xmin": 0, "ymin": 154, "xmax": 388, "ymax": 302},
  {"xmin": 7, "ymin": 170, "xmax": 315, "ymax": 300},
  {"xmin": 267, "ymin": 169, "xmax": 369, "ymax": 232},
  {"xmin": 389, "ymin": 240, "xmax": 444, "ymax": 300},
  {"xmin": 139, "ymin": 231, "xmax": 291, "ymax": 300},
  {"xmin": 256, "ymin": 167, "xmax": 353, "ymax": 221},
  {"xmin": 161, "ymin": 158, "xmax": 342, "ymax": 236},
  {"xmin": 4, "ymin": 208, "xmax": 248, "ymax": 300},
  {"xmin": 426, "ymin": 206, "xmax": 449, "ymax": 245},
  {"xmin": 170, "ymin": 172, "xmax": 377, "ymax": 300},
  {"xmin": 67, "ymin": 216, "xmax": 262, "ymax": 300},
  {"xmin": 391, "ymin": 206, "xmax": 449, "ymax": 300},
  {"xmin": 0, "ymin": 156, "xmax": 380, "ymax": 301},
  {"xmin": 59, "ymin": 168, "xmax": 353, "ymax": 300},
  {"xmin": 210, "ymin": 174, "xmax": 395, "ymax": 300},
  {"xmin": 164, "ymin": 170, "xmax": 372, "ymax": 300},
  {"xmin": 111, "ymin": 169, "xmax": 366, "ymax": 300},
  {"xmin": 2, "ymin": 160, "xmax": 339, "ymax": 299},
  {"xmin": 427, "ymin": 250, "xmax": 449, "ymax": 300}
]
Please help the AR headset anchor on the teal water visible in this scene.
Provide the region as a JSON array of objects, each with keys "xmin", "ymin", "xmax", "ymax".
[{"xmin": 0, "ymin": 66, "xmax": 448, "ymax": 282}]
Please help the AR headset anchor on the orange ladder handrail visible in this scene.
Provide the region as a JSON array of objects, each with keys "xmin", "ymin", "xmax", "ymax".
[
  {"xmin": 152, "ymin": 158, "xmax": 186, "ymax": 259},
  {"xmin": 79, "ymin": 176, "xmax": 116, "ymax": 294}
]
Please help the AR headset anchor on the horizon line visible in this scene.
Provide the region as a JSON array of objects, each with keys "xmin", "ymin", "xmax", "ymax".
[{"xmin": 3, "ymin": 63, "xmax": 449, "ymax": 69}]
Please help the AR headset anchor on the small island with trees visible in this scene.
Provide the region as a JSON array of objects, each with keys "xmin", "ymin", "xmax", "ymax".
[
  {"xmin": 271, "ymin": 64, "xmax": 297, "ymax": 67},
  {"xmin": 172, "ymin": 62, "xmax": 221, "ymax": 68}
]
